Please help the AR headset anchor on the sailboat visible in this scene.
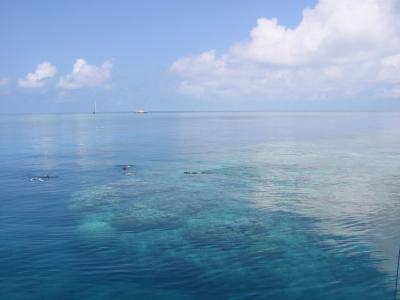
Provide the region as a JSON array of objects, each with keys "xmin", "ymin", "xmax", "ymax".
[{"xmin": 93, "ymin": 101, "xmax": 97, "ymax": 114}]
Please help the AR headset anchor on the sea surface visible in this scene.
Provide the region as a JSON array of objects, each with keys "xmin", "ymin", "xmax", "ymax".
[{"xmin": 0, "ymin": 112, "xmax": 399, "ymax": 299}]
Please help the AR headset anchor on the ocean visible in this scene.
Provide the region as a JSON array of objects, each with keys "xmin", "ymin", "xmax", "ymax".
[{"xmin": 0, "ymin": 112, "xmax": 399, "ymax": 299}]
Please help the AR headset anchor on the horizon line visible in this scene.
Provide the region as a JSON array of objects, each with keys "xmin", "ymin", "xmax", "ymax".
[{"xmin": 1, "ymin": 110, "xmax": 400, "ymax": 115}]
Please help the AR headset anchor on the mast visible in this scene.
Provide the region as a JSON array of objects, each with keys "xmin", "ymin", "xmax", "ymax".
[{"xmin": 93, "ymin": 101, "xmax": 97, "ymax": 114}]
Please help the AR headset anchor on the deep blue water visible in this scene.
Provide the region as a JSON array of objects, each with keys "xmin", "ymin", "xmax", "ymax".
[{"xmin": 0, "ymin": 112, "xmax": 399, "ymax": 299}]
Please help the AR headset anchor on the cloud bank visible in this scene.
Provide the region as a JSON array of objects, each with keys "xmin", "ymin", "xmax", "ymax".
[
  {"xmin": 171, "ymin": 0, "xmax": 400, "ymax": 100},
  {"xmin": 59, "ymin": 59, "xmax": 113, "ymax": 89},
  {"xmin": 18, "ymin": 62, "xmax": 57, "ymax": 88}
]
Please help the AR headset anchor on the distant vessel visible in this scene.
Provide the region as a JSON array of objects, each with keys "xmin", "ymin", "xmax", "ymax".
[
  {"xmin": 93, "ymin": 101, "xmax": 97, "ymax": 114},
  {"xmin": 135, "ymin": 109, "xmax": 148, "ymax": 114}
]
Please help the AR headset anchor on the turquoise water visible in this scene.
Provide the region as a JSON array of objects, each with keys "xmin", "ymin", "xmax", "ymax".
[{"xmin": 0, "ymin": 112, "xmax": 399, "ymax": 299}]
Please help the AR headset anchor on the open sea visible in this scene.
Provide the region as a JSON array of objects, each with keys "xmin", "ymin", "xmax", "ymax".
[{"xmin": 0, "ymin": 112, "xmax": 399, "ymax": 299}]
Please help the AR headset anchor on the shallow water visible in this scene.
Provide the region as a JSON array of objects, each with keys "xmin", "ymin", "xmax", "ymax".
[{"xmin": 0, "ymin": 112, "xmax": 399, "ymax": 299}]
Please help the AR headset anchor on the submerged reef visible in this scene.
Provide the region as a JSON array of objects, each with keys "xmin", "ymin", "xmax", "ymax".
[
  {"xmin": 183, "ymin": 211, "xmax": 267, "ymax": 249},
  {"xmin": 70, "ymin": 185, "xmax": 127, "ymax": 210},
  {"xmin": 110, "ymin": 191, "xmax": 213, "ymax": 232},
  {"xmin": 112, "ymin": 207, "xmax": 182, "ymax": 231},
  {"xmin": 69, "ymin": 178, "xmax": 145, "ymax": 210},
  {"xmin": 67, "ymin": 156, "xmax": 392, "ymax": 299},
  {"xmin": 76, "ymin": 215, "xmax": 115, "ymax": 242}
]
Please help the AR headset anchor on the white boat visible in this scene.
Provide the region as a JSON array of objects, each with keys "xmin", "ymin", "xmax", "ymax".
[{"xmin": 135, "ymin": 109, "xmax": 148, "ymax": 114}]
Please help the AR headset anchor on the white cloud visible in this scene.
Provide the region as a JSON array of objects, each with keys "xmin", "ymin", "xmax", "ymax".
[
  {"xmin": 378, "ymin": 54, "xmax": 400, "ymax": 83},
  {"xmin": 171, "ymin": 0, "xmax": 400, "ymax": 100},
  {"xmin": 18, "ymin": 62, "xmax": 56, "ymax": 88},
  {"xmin": 0, "ymin": 77, "xmax": 8, "ymax": 86},
  {"xmin": 58, "ymin": 59, "xmax": 112, "ymax": 89},
  {"xmin": 377, "ymin": 86, "xmax": 400, "ymax": 98}
]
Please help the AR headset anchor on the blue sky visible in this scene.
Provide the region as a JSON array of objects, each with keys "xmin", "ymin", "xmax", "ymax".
[{"xmin": 1, "ymin": 0, "xmax": 400, "ymax": 113}]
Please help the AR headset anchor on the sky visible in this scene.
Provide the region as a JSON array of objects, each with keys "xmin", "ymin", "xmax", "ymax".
[{"xmin": 1, "ymin": 0, "xmax": 400, "ymax": 113}]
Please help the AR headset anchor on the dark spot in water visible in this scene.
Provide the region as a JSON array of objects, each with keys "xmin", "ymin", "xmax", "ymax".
[
  {"xmin": 30, "ymin": 175, "xmax": 58, "ymax": 182},
  {"xmin": 117, "ymin": 164, "xmax": 135, "ymax": 170},
  {"xmin": 184, "ymin": 171, "xmax": 211, "ymax": 175},
  {"xmin": 184, "ymin": 171, "xmax": 198, "ymax": 175}
]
